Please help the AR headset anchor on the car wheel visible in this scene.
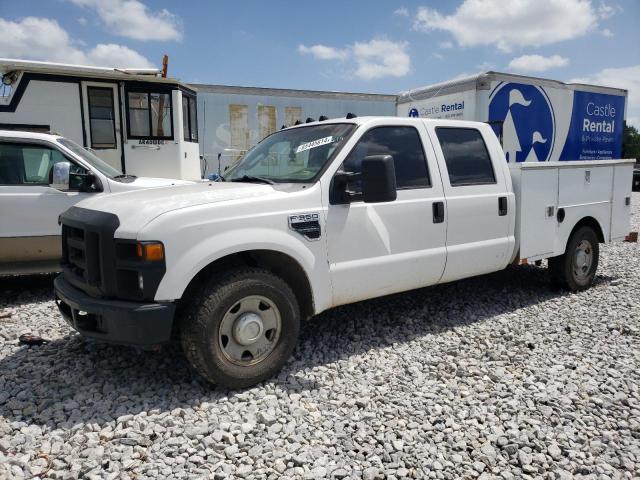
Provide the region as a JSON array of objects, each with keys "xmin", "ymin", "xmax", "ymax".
[
  {"xmin": 548, "ymin": 226, "xmax": 599, "ymax": 291},
  {"xmin": 180, "ymin": 267, "xmax": 300, "ymax": 389}
]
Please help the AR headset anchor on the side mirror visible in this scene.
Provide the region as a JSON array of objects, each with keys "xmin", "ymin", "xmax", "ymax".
[
  {"xmin": 361, "ymin": 155, "xmax": 397, "ymax": 203},
  {"xmin": 50, "ymin": 161, "xmax": 71, "ymax": 191}
]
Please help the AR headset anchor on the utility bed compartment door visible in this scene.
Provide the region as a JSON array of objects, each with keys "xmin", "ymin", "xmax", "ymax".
[
  {"xmin": 611, "ymin": 163, "xmax": 633, "ymax": 241},
  {"xmin": 516, "ymin": 167, "xmax": 559, "ymax": 260},
  {"xmin": 558, "ymin": 166, "xmax": 612, "ymax": 207}
]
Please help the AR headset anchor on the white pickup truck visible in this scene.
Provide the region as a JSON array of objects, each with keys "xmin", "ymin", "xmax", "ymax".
[
  {"xmin": 0, "ymin": 130, "xmax": 191, "ymax": 275},
  {"xmin": 53, "ymin": 117, "xmax": 634, "ymax": 388}
]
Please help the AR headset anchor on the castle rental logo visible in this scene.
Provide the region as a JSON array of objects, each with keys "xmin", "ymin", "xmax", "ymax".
[{"xmin": 489, "ymin": 82, "xmax": 555, "ymax": 162}]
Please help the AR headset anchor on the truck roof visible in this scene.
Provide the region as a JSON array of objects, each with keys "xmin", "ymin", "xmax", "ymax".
[
  {"xmin": 0, "ymin": 129, "xmax": 62, "ymax": 141},
  {"xmin": 283, "ymin": 115, "xmax": 490, "ymax": 130},
  {"xmin": 397, "ymin": 70, "xmax": 628, "ymax": 103}
]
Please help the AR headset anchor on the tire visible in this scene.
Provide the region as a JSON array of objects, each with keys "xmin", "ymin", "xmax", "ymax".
[
  {"xmin": 179, "ymin": 267, "xmax": 300, "ymax": 389},
  {"xmin": 548, "ymin": 226, "xmax": 599, "ymax": 291}
]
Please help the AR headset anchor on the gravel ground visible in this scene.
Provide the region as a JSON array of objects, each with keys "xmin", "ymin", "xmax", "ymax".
[{"xmin": 1, "ymin": 194, "xmax": 639, "ymax": 480}]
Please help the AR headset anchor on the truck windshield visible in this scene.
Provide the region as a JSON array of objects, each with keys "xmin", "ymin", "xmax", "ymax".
[
  {"xmin": 57, "ymin": 138, "xmax": 122, "ymax": 178},
  {"xmin": 225, "ymin": 123, "xmax": 355, "ymax": 183}
]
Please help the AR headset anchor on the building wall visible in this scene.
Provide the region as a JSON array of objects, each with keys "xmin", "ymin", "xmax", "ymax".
[{"xmin": 194, "ymin": 85, "xmax": 396, "ymax": 176}]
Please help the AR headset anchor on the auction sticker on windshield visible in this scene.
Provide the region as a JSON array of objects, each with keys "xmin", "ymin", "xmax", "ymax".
[{"xmin": 296, "ymin": 136, "xmax": 333, "ymax": 153}]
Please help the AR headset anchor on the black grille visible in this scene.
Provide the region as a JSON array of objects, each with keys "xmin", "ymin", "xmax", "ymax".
[
  {"xmin": 60, "ymin": 207, "xmax": 120, "ymax": 298},
  {"xmin": 60, "ymin": 206, "xmax": 166, "ymax": 301},
  {"xmin": 63, "ymin": 226, "xmax": 103, "ymax": 287}
]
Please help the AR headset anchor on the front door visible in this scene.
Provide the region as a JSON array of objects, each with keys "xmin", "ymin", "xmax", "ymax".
[
  {"xmin": 0, "ymin": 141, "xmax": 92, "ymax": 273},
  {"xmin": 325, "ymin": 121, "xmax": 448, "ymax": 306},
  {"xmin": 81, "ymin": 82, "xmax": 122, "ymax": 171}
]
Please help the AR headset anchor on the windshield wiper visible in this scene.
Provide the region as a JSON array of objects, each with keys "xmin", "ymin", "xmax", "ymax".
[
  {"xmin": 112, "ymin": 174, "xmax": 137, "ymax": 179},
  {"xmin": 230, "ymin": 175, "xmax": 274, "ymax": 185}
]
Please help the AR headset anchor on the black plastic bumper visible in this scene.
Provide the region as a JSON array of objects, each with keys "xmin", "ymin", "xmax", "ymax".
[{"xmin": 54, "ymin": 275, "xmax": 175, "ymax": 346}]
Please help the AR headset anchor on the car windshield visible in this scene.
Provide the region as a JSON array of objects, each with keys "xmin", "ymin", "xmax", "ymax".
[
  {"xmin": 225, "ymin": 123, "xmax": 356, "ymax": 183},
  {"xmin": 57, "ymin": 138, "xmax": 122, "ymax": 178}
]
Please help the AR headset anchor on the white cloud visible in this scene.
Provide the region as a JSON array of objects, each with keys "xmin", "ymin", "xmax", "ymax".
[
  {"xmin": 0, "ymin": 17, "xmax": 154, "ymax": 68},
  {"xmin": 432, "ymin": 52, "xmax": 443, "ymax": 60},
  {"xmin": 508, "ymin": 54, "xmax": 569, "ymax": 72},
  {"xmin": 298, "ymin": 38, "xmax": 410, "ymax": 80},
  {"xmin": 570, "ymin": 65, "xmax": 640, "ymax": 113},
  {"xmin": 439, "ymin": 41, "xmax": 454, "ymax": 49},
  {"xmin": 297, "ymin": 44, "xmax": 349, "ymax": 61},
  {"xmin": 597, "ymin": 1, "xmax": 621, "ymax": 19},
  {"xmin": 393, "ymin": 7, "xmax": 409, "ymax": 17},
  {"xmin": 413, "ymin": 0, "xmax": 597, "ymax": 52},
  {"xmin": 352, "ymin": 39, "xmax": 410, "ymax": 80},
  {"xmin": 477, "ymin": 61, "xmax": 495, "ymax": 71},
  {"xmin": 87, "ymin": 43, "xmax": 154, "ymax": 67},
  {"xmin": 70, "ymin": 0, "xmax": 181, "ymax": 41},
  {"xmin": 601, "ymin": 28, "xmax": 614, "ymax": 37}
]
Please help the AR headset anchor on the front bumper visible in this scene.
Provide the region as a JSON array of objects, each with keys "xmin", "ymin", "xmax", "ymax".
[{"xmin": 54, "ymin": 275, "xmax": 175, "ymax": 346}]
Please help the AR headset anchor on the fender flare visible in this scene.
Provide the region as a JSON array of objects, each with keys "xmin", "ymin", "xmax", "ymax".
[{"xmin": 154, "ymin": 227, "xmax": 318, "ymax": 302}]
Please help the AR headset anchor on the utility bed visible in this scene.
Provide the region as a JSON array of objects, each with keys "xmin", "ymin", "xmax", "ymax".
[{"xmin": 510, "ymin": 159, "xmax": 634, "ymax": 261}]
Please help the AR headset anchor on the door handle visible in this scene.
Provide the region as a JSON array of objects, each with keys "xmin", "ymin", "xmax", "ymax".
[
  {"xmin": 498, "ymin": 196, "xmax": 508, "ymax": 216},
  {"xmin": 432, "ymin": 201, "xmax": 445, "ymax": 223}
]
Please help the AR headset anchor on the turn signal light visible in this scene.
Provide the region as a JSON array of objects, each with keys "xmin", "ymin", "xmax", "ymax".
[{"xmin": 136, "ymin": 242, "xmax": 164, "ymax": 261}]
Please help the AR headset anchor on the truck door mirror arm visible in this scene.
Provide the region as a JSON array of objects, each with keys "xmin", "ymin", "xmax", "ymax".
[
  {"xmin": 330, "ymin": 171, "xmax": 360, "ymax": 204},
  {"xmin": 72, "ymin": 171, "xmax": 102, "ymax": 193}
]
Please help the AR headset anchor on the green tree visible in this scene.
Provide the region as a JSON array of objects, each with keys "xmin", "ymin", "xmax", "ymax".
[{"xmin": 622, "ymin": 122, "xmax": 640, "ymax": 161}]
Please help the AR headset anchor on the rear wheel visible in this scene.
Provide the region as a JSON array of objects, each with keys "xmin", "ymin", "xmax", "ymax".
[
  {"xmin": 180, "ymin": 267, "xmax": 300, "ymax": 389},
  {"xmin": 548, "ymin": 226, "xmax": 599, "ymax": 291}
]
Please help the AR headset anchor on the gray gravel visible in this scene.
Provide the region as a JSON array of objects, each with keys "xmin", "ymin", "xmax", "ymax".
[{"xmin": 1, "ymin": 194, "xmax": 639, "ymax": 480}]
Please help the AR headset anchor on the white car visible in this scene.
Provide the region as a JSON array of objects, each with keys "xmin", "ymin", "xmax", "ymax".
[
  {"xmin": 0, "ymin": 130, "xmax": 192, "ymax": 275},
  {"xmin": 53, "ymin": 117, "xmax": 634, "ymax": 388}
]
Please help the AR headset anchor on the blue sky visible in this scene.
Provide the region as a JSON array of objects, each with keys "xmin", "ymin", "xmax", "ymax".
[{"xmin": 1, "ymin": 0, "xmax": 639, "ymax": 124}]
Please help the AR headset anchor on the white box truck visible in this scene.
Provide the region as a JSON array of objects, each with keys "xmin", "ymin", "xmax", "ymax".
[
  {"xmin": 53, "ymin": 116, "xmax": 634, "ymax": 388},
  {"xmin": 397, "ymin": 71, "xmax": 627, "ymax": 164}
]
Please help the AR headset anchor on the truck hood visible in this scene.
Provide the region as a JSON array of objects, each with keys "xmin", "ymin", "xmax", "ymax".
[
  {"xmin": 77, "ymin": 182, "xmax": 289, "ymax": 237},
  {"xmin": 107, "ymin": 176, "xmax": 195, "ymax": 192}
]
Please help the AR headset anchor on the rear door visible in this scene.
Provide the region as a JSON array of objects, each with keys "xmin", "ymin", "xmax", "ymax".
[
  {"xmin": 0, "ymin": 140, "xmax": 93, "ymax": 272},
  {"xmin": 425, "ymin": 124, "xmax": 513, "ymax": 282}
]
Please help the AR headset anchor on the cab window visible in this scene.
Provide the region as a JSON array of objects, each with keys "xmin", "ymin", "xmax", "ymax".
[
  {"xmin": 0, "ymin": 143, "xmax": 86, "ymax": 187},
  {"xmin": 435, "ymin": 127, "xmax": 496, "ymax": 186},
  {"xmin": 342, "ymin": 126, "xmax": 431, "ymax": 193}
]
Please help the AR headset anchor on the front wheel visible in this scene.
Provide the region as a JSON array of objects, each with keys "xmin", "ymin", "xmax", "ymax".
[
  {"xmin": 179, "ymin": 268, "xmax": 300, "ymax": 389},
  {"xmin": 548, "ymin": 226, "xmax": 599, "ymax": 291}
]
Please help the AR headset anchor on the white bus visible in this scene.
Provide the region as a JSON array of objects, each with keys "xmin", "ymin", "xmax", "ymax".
[{"xmin": 0, "ymin": 58, "xmax": 201, "ymax": 180}]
